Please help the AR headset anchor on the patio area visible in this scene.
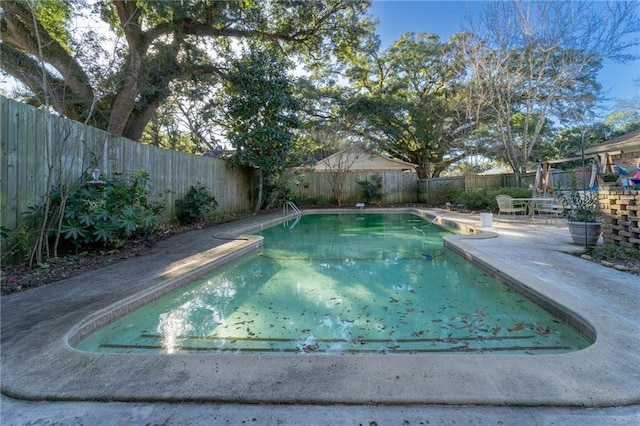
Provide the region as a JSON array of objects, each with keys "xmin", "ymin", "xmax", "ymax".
[{"xmin": 1, "ymin": 208, "xmax": 639, "ymax": 424}]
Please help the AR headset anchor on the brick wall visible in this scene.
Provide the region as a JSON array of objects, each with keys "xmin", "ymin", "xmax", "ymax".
[{"xmin": 600, "ymin": 185, "xmax": 640, "ymax": 250}]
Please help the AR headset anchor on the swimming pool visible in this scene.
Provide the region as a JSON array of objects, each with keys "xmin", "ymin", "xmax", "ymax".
[
  {"xmin": 6, "ymin": 207, "xmax": 639, "ymax": 406},
  {"xmin": 74, "ymin": 213, "xmax": 590, "ymax": 355}
]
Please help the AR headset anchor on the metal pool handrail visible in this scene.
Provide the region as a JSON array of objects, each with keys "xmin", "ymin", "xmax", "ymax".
[{"xmin": 283, "ymin": 201, "xmax": 301, "ymax": 216}]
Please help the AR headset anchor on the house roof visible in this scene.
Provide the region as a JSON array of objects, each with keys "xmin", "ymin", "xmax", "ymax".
[
  {"xmin": 583, "ymin": 129, "xmax": 640, "ymax": 155},
  {"xmin": 544, "ymin": 129, "xmax": 640, "ymax": 165},
  {"xmin": 479, "ymin": 166, "xmax": 512, "ymax": 175},
  {"xmin": 312, "ymin": 149, "xmax": 417, "ymax": 172}
]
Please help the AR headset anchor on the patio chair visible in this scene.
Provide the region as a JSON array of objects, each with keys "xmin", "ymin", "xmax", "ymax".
[
  {"xmin": 534, "ymin": 198, "xmax": 563, "ymax": 222},
  {"xmin": 495, "ymin": 195, "xmax": 527, "ymax": 222}
]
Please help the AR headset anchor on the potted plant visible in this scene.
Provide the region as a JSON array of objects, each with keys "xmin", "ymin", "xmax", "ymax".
[
  {"xmin": 558, "ymin": 188, "xmax": 601, "ymax": 246},
  {"xmin": 599, "ymin": 172, "xmax": 618, "ymax": 183}
]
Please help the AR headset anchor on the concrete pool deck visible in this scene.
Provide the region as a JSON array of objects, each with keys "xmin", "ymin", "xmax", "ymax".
[{"xmin": 1, "ymin": 208, "xmax": 639, "ymax": 423}]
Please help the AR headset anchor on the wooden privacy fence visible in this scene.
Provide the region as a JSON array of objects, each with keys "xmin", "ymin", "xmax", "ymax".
[
  {"xmin": 289, "ymin": 170, "xmax": 418, "ymax": 205},
  {"xmin": 417, "ymin": 171, "xmax": 570, "ymax": 203},
  {"xmin": 290, "ymin": 169, "xmax": 572, "ymax": 207},
  {"xmin": 0, "ymin": 97, "xmax": 252, "ymax": 232}
]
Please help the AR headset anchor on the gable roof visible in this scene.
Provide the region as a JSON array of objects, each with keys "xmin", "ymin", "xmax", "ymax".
[{"xmin": 312, "ymin": 148, "xmax": 417, "ymax": 172}]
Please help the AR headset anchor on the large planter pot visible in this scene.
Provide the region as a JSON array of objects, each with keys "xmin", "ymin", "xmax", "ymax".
[{"xmin": 567, "ymin": 221, "xmax": 601, "ymax": 246}]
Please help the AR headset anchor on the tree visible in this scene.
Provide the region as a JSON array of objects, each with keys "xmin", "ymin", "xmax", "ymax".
[
  {"xmin": 463, "ymin": 0, "xmax": 639, "ymax": 174},
  {"xmin": 343, "ymin": 32, "xmax": 473, "ymax": 178},
  {"xmin": 224, "ymin": 50, "xmax": 301, "ymax": 212},
  {"xmin": 607, "ymin": 78, "xmax": 640, "ymax": 135},
  {"xmin": 1, "ymin": 0, "xmax": 375, "ymax": 141},
  {"xmin": 317, "ymin": 144, "xmax": 368, "ymax": 206},
  {"xmin": 141, "ymin": 84, "xmax": 227, "ymax": 154},
  {"xmin": 551, "ymin": 125, "xmax": 610, "ymax": 162}
]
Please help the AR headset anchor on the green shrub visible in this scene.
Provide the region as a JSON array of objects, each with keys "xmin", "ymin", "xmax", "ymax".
[
  {"xmin": 453, "ymin": 187, "xmax": 533, "ymax": 212},
  {"xmin": 175, "ymin": 183, "xmax": 218, "ymax": 223},
  {"xmin": 356, "ymin": 175, "xmax": 384, "ymax": 203},
  {"xmin": 0, "ymin": 224, "xmax": 31, "ymax": 263},
  {"xmin": 454, "ymin": 189, "xmax": 488, "ymax": 210},
  {"xmin": 426, "ymin": 184, "xmax": 461, "ymax": 206},
  {"xmin": 264, "ymin": 175, "xmax": 295, "ymax": 209},
  {"xmin": 55, "ymin": 170, "xmax": 160, "ymax": 249}
]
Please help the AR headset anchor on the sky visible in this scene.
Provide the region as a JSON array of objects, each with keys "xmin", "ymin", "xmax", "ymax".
[{"xmin": 368, "ymin": 0, "xmax": 640, "ymax": 116}]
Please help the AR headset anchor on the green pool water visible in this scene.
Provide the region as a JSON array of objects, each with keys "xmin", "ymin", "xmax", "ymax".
[{"xmin": 74, "ymin": 213, "xmax": 591, "ymax": 355}]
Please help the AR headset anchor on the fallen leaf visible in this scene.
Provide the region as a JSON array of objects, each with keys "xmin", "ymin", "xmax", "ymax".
[{"xmin": 508, "ymin": 323, "xmax": 524, "ymax": 332}]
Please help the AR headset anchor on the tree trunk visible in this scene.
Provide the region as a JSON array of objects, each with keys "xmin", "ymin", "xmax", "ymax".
[
  {"xmin": 108, "ymin": 52, "xmax": 143, "ymax": 137},
  {"xmin": 123, "ymin": 98, "xmax": 161, "ymax": 141},
  {"xmin": 255, "ymin": 168, "xmax": 263, "ymax": 213},
  {"xmin": 108, "ymin": 1, "xmax": 146, "ymax": 137}
]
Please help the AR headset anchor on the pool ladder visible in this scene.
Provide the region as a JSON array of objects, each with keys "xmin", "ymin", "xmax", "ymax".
[
  {"xmin": 283, "ymin": 201, "xmax": 301, "ymax": 216},
  {"xmin": 283, "ymin": 201, "xmax": 301, "ymax": 229}
]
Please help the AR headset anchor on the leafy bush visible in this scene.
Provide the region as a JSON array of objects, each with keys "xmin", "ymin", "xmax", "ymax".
[
  {"xmin": 0, "ymin": 224, "xmax": 31, "ymax": 263},
  {"xmin": 454, "ymin": 189, "xmax": 488, "ymax": 210},
  {"xmin": 453, "ymin": 187, "xmax": 533, "ymax": 212},
  {"xmin": 426, "ymin": 184, "xmax": 461, "ymax": 206},
  {"xmin": 175, "ymin": 183, "xmax": 218, "ymax": 223},
  {"xmin": 356, "ymin": 175, "xmax": 384, "ymax": 203},
  {"xmin": 263, "ymin": 172, "xmax": 295, "ymax": 209},
  {"xmin": 54, "ymin": 170, "xmax": 160, "ymax": 249}
]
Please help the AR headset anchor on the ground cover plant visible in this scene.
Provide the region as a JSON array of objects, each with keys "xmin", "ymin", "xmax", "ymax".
[
  {"xmin": 0, "ymin": 210, "xmax": 257, "ymax": 295},
  {"xmin": 586, "ymin": 245, "xmax": 640, "ymax": 273}
]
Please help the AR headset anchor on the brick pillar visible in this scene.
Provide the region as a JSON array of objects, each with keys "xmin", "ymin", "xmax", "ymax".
[{"xmin": 600, "ymin": 185, "xmax": 640, "ymax": 250}]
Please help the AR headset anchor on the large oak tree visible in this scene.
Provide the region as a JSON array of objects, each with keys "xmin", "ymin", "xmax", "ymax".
[
  {"xmin": 343, "ymin": 32, "xmax": 472, "ymax": 178},
  {"xmin": 1, "ymin": 0, "xmax": 374, "ymax": 141}
]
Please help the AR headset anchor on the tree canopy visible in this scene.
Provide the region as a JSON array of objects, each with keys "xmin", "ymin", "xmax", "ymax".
[
  {"xmin": 341, "ymin": 32, "xmax": 472, "ymax": 178},
  {"xmin": 1, "ymin": 0, "xmax": 375, "ymax": 140},
  {"xmin": 2, "ymin": 0, "xmax": 639, "ymax": 180}
]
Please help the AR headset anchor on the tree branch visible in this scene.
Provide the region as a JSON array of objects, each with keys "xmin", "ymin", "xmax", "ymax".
[
  {"xmin": 0, "ymin": 43, "xmax": 86, "ymax": 120},
  {"xmin": 1, "ymin": 1, "xmax": 95, "ymax": 109}
]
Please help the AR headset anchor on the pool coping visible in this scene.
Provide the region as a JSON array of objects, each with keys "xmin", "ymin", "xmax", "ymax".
[{"xmin": 1, "ymin": 208, "xmax": 639, "ymax": 407}]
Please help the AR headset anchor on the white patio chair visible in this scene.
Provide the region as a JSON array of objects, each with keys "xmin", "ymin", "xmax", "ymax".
[
  {"xmin": 495, "ymin": 195, "xmax": 527, "ymax": 222},
  {"xmin": 534, "ymin": 198, "xmax": 564, "ymax": 222}
]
